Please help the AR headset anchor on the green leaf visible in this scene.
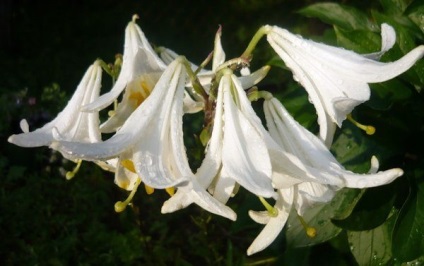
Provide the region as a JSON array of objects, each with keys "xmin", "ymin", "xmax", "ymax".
[
  {"xmin": 286, "ymin": 188, "xmax": 362, "ymax": 247},
  {"xmin": 380, "ymin": 0, "xmax": 411, "ymax": 15},
  {"xmin": 331, "ymin": 123, "xmax": 376, "ymax": 173},
  {"xmin": 406, "ymin": 0, "xmax": 424, "ymax": 35},
  {"xmin": 347, "ymin": 213, "xmax": 396, "ymax": 266},
  {"xmin": 367, "ymin": 79, "xmax": 413, "ymax": 111},
  {"xmin": 392, "ymin": 173, "xmax": 424, "ymax": 262},
  {"xmin": 334, "ymin": 26, "xmax": 381, "ymax": 53},
  {"xmin": 298, "ymin": 3, "xmax": 377, "ymax": 31},
  {"xmin": 332, "ymin": 184, "xmax": 396, "ymax": 231}
]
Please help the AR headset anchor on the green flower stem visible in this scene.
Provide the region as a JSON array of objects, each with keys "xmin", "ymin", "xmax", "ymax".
[
  {"xmin": 248, "ymin": 89, "xmax": 273, "ymax": 102},
  {"xmin": 180, "ymin": 56, "xmax": 209, "ymax": 100},
  {"xmin": 240, "ymin": 25, "xmax": 272, "ymax": 60},
  {"xmin": 194, "ymin": 51, "xmax": 213, "ymax": 76}
]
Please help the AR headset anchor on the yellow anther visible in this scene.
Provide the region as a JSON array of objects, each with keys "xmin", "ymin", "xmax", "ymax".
[
  {"xmin": 297, "ymin": 214, "xmax": 317, "ymax": 239},
  {"xmin": 129, "ymin": 91, "xmax": 145, "ymax": 107},
  {"xmin": 144, "ymin": 184, "xmax": 154, "ymax": 195},
  {"xmin": 365, "ymin": 126, "xmax": 376, "ymax": 135},
  {"xmin": 108, "ymin": 99, "xmax": 118, "ymax": 117},
  {"xmin": 306, "ymin": 227, "xmax": 317, "ymax": 238},
  {"xmin": 65, "ymin": 159, "xmax": 82, "ymax": 180},
  {"xmin": 165, "ymin": 187, "xmax": 175, "ymax": 196},
  {"xmin": 121, "ymin": 159, "xmax": 136, "ymax": 173},
  {"xmin": 259, "ymin": 197, "xmax": 278, "ymax": 217},
  {"xmin": 347, "ymin": 114, "xmax": 376, "ymax": 135},
  {"xmin": 114, "ymin": 178, "xmax": 141, "ymax": 213}
]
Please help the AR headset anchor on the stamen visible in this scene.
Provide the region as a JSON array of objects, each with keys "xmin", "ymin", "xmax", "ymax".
[
  {"xmin": 347, "ymin": 114, "xmax": 376, "ymax": 135},
  {"xmin": 121, "ymin": 159, "xmax": 136, "ymax": 173},
  {"xmin": 165, "ymin": 187, "xmax": 175, "ymax": 196},
  {"xmin": 129, "ymin": 91, "xmax": 145, "ymax": 107},
  {"xmin": 65, "ymin": 159, "xmax": 82, "ymax": 180},
  {"xmin": 297, "ymin": 214, "xmax": 317, "ymax": 238},
  {"xmin": 259, "ymin": 197, "xmax": 278, "ymax": 217},
  {"xmin": 107, "ymin": 99, "xmax": 118, "ymax": 117},
  {"xmin": 144, "ymin": 184, "xmax": 154, "ymax": 195},
  {"xmin": 115, "ymin": 177, "xmax": 141, "ymax": 212}
]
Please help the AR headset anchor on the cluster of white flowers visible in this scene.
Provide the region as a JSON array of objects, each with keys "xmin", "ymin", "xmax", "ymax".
[{"xmin": 9, "ymin": 15, "xmax": 423, "ymax": 255}]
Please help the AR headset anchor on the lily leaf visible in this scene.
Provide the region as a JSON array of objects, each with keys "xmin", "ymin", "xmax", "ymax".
[
  {"xmin": 298, "ymin": 3, "xmax": 376, "ymax": 31},
  {"xmin": 380, "ymin": 0, "xmax": 410, "ymax": 15},
  {"xmin": 367, "ymin": 79, "xmax": 412, "ymax": 111},
  {"xmin": 347, "ymin": 213, "xmax": 396, "ymax": 266},
  {"xmin": 332, "ymin": 183, "xmax": 396, "ymax": 231},
  {"xmin": 392, "ymin": 172, "xmax": 424, "ymax": 262}
]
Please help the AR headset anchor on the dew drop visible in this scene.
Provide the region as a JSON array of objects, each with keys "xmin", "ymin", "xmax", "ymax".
[{"xmin": 144, "ymin": 154, "xmax": 153, "ymax": 166}]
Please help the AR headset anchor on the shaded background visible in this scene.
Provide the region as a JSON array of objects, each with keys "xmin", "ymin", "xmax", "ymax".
[{"xmin": 1, "ymin": 0, "xmax": 420, "ymax": 265}]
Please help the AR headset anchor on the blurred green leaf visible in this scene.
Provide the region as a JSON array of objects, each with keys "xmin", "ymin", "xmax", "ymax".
[
  {"xmin": 380, "ymin": 0, "xmax": 411, "ymax": 15},
  {"xmin": 367, "ymin": 79, "xmax": 413, "ymax": 110},
  {"xmin": 347, "ymin": 213, "xmax": 396, "ymax": 266},
  {"xmin": 405, "ymin": 0, "xmax": 424, "ymax": 34},
  {"xmin": 332, "ymin": 184, "xmax": 396, "ymax": 231},
  {"xmin": 392, "ymin": 173, "xmax": 424, "ymax": 262},
  {"xmin": 298, "ymin": 3, "xmax": 377, "ymax": 31}
]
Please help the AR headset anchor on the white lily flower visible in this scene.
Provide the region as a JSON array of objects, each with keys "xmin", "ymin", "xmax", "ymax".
[
  {"xmin": 247, "ymin": 153, "xmax": 381, "ymax": 255},
  {"xmin": 83, "ymin": 15, "xmax": 166, "ymax": 112},
  {"xmin": 162, "ymin": 69, "xmax": 277, "ymax": 217},
  {"xmin": 8, "ymin": 60, "xmax": 102, "ymax": 147},
  {"xmin": 53, "ymin": 58, "xmax": 236, "ymax": 220},
  {"xmin": 52, "ymin": 59, "xmax": 187, "ymax": 188},
  {"xmin": 266, "ymin": 24, "xmax": 424, "ymax": 145},
  {"xmin": 264, "ymin": 97, "xmax": 403, "ymax": 189}
]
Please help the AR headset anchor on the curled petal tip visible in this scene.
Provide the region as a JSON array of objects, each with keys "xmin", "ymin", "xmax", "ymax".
[{"xmin": 132, "ymin": 14, "xmax": 139, "ymax": 22}]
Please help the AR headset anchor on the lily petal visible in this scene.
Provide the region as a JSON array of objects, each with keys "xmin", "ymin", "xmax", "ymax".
[
  {"xmin": 9, "ymin": 61, "xmax": 102, "ymax": 147},
  {"xmin": 264, "ymin": 97, "xmax": 403, "ymax": 188},
  {"xmin": 247, "ymin": 188, "xmax": 294, "ymax": 256},
  {"xmin": 83, "ymin": 19, "xmax": 166, "ymax": 112},
  {"xmin": 221, "ymin": 74, "xmax": 274, "ymax": 198}
]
